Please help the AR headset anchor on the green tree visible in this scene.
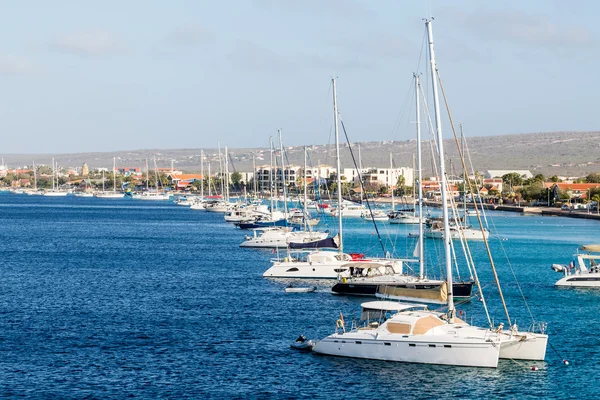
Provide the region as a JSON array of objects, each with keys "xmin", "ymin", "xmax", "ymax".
[
  {"xmin": 549, "ymin": 175, "xmax": 561, "ymax": 182},
  {"xmin": 592, "ymin": 194, "xmax": 600, "ymax": 214},
  {"xmin": 502, "ymin": 172, "xmax": 523, "ymax": 188},
  {"xmin": 586, "ymin": 173, "xmax": 600, "ymax": 183},
  {"xmin": 231, "ymin": 172, "xmax": 242, "ymax": 188}
]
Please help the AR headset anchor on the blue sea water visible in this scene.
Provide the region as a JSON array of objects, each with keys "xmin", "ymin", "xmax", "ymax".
[{"xmin": 0, "ymin": 194, "xmax": 598, "ymax": 398}]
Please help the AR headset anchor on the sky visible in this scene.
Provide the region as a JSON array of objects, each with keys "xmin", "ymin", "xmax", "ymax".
[{"xmin": 0, "ymin": 0, "xmax": 598, "ymax": 154}]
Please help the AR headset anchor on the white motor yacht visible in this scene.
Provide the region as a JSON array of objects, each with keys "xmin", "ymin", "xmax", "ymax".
[{"xmin": 553, "ymin": 244, "xmax": 600, "ymax": 287}]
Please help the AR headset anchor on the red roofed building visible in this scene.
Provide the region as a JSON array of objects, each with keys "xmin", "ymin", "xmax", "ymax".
[{"xmin": 546, "ymin": 182, "xmax": 600, "ymax": 199}]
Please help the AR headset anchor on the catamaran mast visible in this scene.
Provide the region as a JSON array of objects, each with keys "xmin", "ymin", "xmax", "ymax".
[
  {"xmin": 426, "ymin": 19, "xmax": 454, "ymax": 320},
  {"xmin": 278, "ymin": 129, "xmax": 288, "ymax": 217},
  {"xmin": 415, "ymin": 73, "xmax": 425, "ymax": 280},
  {"xmin": 332, "ymin": 78, "xmax": 343, "ymax": 255}
]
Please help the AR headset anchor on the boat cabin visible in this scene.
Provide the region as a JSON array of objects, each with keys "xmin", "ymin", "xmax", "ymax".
[{"xmin": 352, "ymin": 301, "xmax": 427, "ymax": 330}]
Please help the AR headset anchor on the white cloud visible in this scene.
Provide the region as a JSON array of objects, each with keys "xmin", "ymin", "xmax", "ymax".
[
  {"xmin": 447, "ymin": 8, "xmax": 596, "ymax": 49},
  {"xmin": 52, "ymin": 30, "xmax": 127, "ymax": 56},
  {"xmin": 0, "ymin": 55, "xmax": 41, "ymax": 75},
  {"xmin": 227, "ymin": 40, "xmax": 293, "ymax": 73},
  {"xmin": 253, "ymin": 0, "xmax": 376, "ymax": 18},
  {"xmin": 332, "ymin": 32, "xmax": 416, "ymax": 60},
  {"xmin": 167, "ymin": 24, "xmax": 214, "ymax": 46}
]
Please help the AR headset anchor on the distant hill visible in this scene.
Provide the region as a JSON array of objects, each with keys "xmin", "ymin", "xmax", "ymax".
[{"xmin": 2, "ymin": 131, "xmax": 599, "ymax": 178}]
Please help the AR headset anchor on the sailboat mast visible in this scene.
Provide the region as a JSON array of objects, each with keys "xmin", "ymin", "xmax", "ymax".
[
  {"xmin": 145, "ymin": 159, "xmax": 149, "ymax": 191},
  {"xmin": 390, "ymin": 153, "xmax": 395, "ymax": 212},
  {"xmin": 153, "ymin": 155, "xmax": 159, "ymax": 191},
  {"xmin": 415, "ymin": 73, "xmax": 425, "ymax": 279},
  {"xmin": 303, "ymin": 146, "xmax": 308, "ymax": 231},
  {"xmin": 358, "ymin": 144, "xmax": 362, "ymax": 171},
  {"xmin": 218, "ymin": 143, "xmax": 224, "ymax": 197},
  {"xmin": 269, "ymin": 136, "xmax": 274, "ymax": 215},
  {"xmin": 278, "ymin": 129, "xmax": 288, "ymax": 217},
  {"xmin": 252, "ymin": 153, "xmax": 257, "ymax": 197},
  {"xmin": 113, "ymin": 157, "xmax": 117, "ymax": 192},
  {"xmin": 208, "ymin": 163, "xmax": 212, "ymax": 196},
  {"xmin": 332, "ymin": 78, "xmax": 343, "ymax": 255},
  {"xmin": 33, "ymin": 161, "xmax": 37, "ymax": 191},
  {"xmin": 460, "ymin": 123, "xmax": 467, "ymax": 223},
  {"xmin": 224, "ymin": 146, "xmax": 230, "ymax": 202},
  {"xmin": 52, "ymin": 157, "xmax": 55, "ymax": 191},
  {"xmin": 200, "ymin": 150, "xmax": 204, "ymax": 198},
  {"xmin": 426, "ymin": 19, "xmax": 454, "ymax": 319}
]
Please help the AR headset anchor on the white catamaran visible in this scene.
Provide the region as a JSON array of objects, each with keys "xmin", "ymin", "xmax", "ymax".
[{"xmin": 312, "ymin": 19, "xmax": 547, "ymax": 367}]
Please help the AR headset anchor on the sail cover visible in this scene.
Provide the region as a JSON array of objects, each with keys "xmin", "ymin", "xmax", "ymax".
[{"xmin": 289, "ymin": 233, "xmax": 340, "ymax": 249}]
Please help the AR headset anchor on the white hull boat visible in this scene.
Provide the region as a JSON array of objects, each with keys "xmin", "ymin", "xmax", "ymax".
[
  {"xmin": 361, "ymin": 210, "xmax": 389, "ymax": 221},
  {"xmin": 94, "ymin": 191, "xmax": 125, "ymax": 199},
  {"xmin": 423, "ymin": 226, "xmax": 489, "ymax": 240},
  {"xmin": 241, "ymin": 228, "xmax": 329, "ymax": 249},
  {"xmin": 42, "ymin": 191, "xmax": 68, "ymax": 197},
  {"xmin": 331, "ymin": 204, "xmax": 367, "ymax": 217},
  {"xmin": 312, "ymin": 302, "xmax": 501, "ymax": 368},
  {"xmin": 132, "ymin": 192, "xmax": 170, "ymax": 200},
  {"xmin": 553, "ymin": 245, "xmax": 600, "ymax": 287},
  {"xmin": 389, "ymin": 213, "xmax": 422, "ymax": 224},
  {"xmin": 284, "ymin": 286, "xmax": 317, "ymax": 293}
]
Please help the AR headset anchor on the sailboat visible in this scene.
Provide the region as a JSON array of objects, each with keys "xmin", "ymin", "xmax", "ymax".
[
  {"xmin": 43, "ymin": 158, "xmax": 68, "ymax": 196},
  {"xmin": 263, "ymin": 78, "xmax": 412, "ymax": 279},
  {"xmin": 95, "ymin": 157, "xmax": 125, "ymax": 198},
  {"xmin": 204, "ymin": 145, "xmax": 237, "ymax": 211},
  {"xmin": 132, "ymin": 156, "xmax": 170, "ymax": 200},
  {"xmin": 332, "ymin": 74, "xmax": 473, "ymax": 301},
  {"xmin": 312, "ymin": 19, "xmax": 547, "ymax": 367},
  {"xmin": 241, "ymin": 134, "xmax": 329, "ymax": 248}
]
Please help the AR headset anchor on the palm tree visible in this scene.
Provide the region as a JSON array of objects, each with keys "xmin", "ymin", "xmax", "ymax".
[{"xmin": 592, "ymin": 194, "xmax": 600, "ymax": 215}]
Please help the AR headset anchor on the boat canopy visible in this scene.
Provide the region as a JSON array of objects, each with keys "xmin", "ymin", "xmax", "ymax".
[
  {"xmin": 581, "ymin": 244, "xmax": 600, "ymax": 252},
  {"xmin": 360, "ymin": 301, "xmax": 427, "ymax": 312}
]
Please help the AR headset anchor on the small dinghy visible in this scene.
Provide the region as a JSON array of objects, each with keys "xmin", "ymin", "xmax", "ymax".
[
  {"xmin": 290, "ymin": 335, "xmax": 314, "ymax": 351},
  {"xmin": 284, "ymin": 284, "xmax": 317, "ymax": 293}
]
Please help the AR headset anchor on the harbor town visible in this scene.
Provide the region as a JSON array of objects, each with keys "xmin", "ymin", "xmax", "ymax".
[{"xmin": 2, "ymin": 2, "xmax": 600, "ymax": 398}]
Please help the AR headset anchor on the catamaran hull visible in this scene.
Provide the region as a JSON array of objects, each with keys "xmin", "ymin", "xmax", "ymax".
[
  {"xmin": 313, "ymin": 336, "xmax": 500, "ymax": 368},
  {"xmin": 499, "ymin": 332, "xmax": 548, "ymax": 361}
]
